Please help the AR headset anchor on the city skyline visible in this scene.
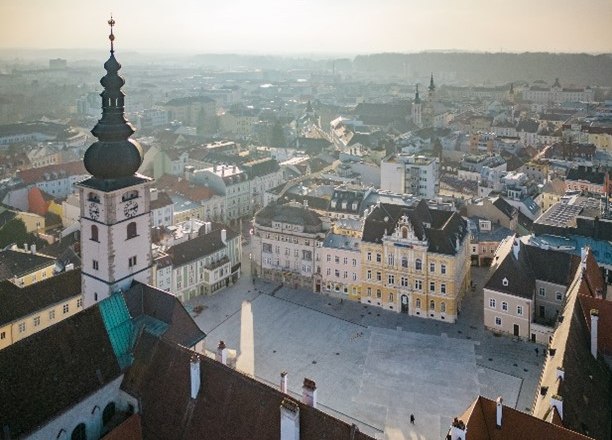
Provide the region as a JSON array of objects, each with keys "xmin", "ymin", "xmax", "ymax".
[{"xmin": 1, "ymin": 0, "xmax": 612, "ymax": 55}]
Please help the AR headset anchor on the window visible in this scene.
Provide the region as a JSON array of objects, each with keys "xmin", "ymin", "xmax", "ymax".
[
  {"xmin": 367, "ymin": 287, "xmax": 372, "ymax": 297},
  {"xmin": 376, "ymin": 272, "xmax": 382, "ymax": 281},
  {"xmin": 429, "ymin": 281, "xmax": 435, "ymax": 292},
  {"xmin": 401, "ymin": 257, "xmax": 408, "ymax": 268},
  {"xmin": 502, "ymin": 278, "xmax": 509, "ymax": 287},
  {"xmin": 430, "ymin": 262, "xmax": 435, "ymax": 272},
  {"xmin": 495, "ymin": 317, "xmax": 502, "ymax": 326},
  {"xmin": 122, "ymin": 190, "xmax": 139, "ymax": 201},
  {"xmin": 441, "ymin": 264, "xmax": 447, "ymax": 274},
  {"xmin": 376, "ymin": 289, "xmax": 382, "ymax": 299},
  {"xmin": 538, "ymin": 287, "xmax": 545, "ymax": 297},
  {"xmin": 91, "ymin": 225, "xmax": 99, "ymax": 242},
  {"xmin": 429, "ymin": 300, "xmax": 435, "ymax": 310},
  {"xmin": 555, "ymin": 292, "xmax": 563, "ymax": 301},
  {"xmin": 326, "ymin": 268, "xmax": 331, "ymax": 276},
  {"xmin": 352, "ymin": 259, "xmax": 357, "ymax": 267},
  {"xmin": 71, "ymin": 423, "xmax": 87, "ymax": 440},
  {"xmin": 127, "ymin": 222, "xmax": 137, "ymax": 239},
  {"xmin": 334, "ymin": 269, "xmax": 340, "ymax": 277},
  {"xmin": 502, "ymin": 301, "xmax": 508, "ymax": 311},
  {"xmin": 335, "ymin": 256, "xmax": 340, "ymax": 264},
  {"xmin": 0, "ymin": 331, "xmax": 4, "ymax": 340},
  {"xmin": 415, "ymin": 280, "xmax": 422, "ymax": 290},
  {"xmin": 63, "ymin": 304, "xmax": 69, "ymax": 314},
  {"xmin": 93, "ymin": 260, "xmax": 99, "ymax": 270},
  {"xmin": 376, "ymin": 253, "xmax": 381, "ymax": 263},
  {"xmin": 18, "ymin": 322, "xmax": 26, "ymax": 333},
  {"xmin": 517, "ymin": 305, "xmax": 523, "ymax": 316},
  {"xmin": 77, "ymin": 298, "xmax": 83, "ymax": 308},
  {"xmin": 49, "ymin": 310, "xmax": 55, "ymax": 320},
  {"xmin": 401, "ymin": 276, "xmax": 408, "ymax": 287},
  {"xmin": 367, "ymin": 252, "xmax": 372, "ymax": 261},
  {"xmin": 389, "ymin": 293, "xmax": 394, "ymax": 303},
  {"xmin": 416, "ymin": 298, "xmax": 421, "ymax": 308},
  {"xmin": 103, "ymin": 402, "xmax": 116, "ymax": 426},
  {"xmin": 129, "ymin": 256, "xmax": 137, "ymax": 267},
  {"xmin": 387, "ymin": 254, "xmax": 394, "ymax": 266},
  {"xmin": 388, "ymin": 274, "xmax": 395, "ymax": 285},
  {"xmin": 263, "ymin": 243, "xmax": 272, "ymax": 253},
  {"xmin": 489, "ymin": 298, "xmax": 496, "ymax": 308},
  {"xmin": 415, "ymin": 259, "xmax": 422, "ymax": 270},
  {"xmin": 367, "ymin": 270, "xmax": 372, "ymax": 280},
  {"xmin": 440, "ymin": 302, "xmax": 446, "ymax": 313},
  {"xmin": 440, "ymin": 283, "xmax": 447, "ymax": 295},
  {"xmin": 344, "ymin": 257, "xmax": 348, "ymax": 265},
  {"xmin": 33, "ymin": 316, "xmax": 40, "ymax": 327},
  {"xmin": 352, "ymin": 273, "xmax": 357, "ymax": 281}
]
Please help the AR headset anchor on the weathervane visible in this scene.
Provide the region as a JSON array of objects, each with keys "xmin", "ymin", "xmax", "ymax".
[{"xmin": 108, "ymin": 15, "xmax": 116, "ymax": 53}]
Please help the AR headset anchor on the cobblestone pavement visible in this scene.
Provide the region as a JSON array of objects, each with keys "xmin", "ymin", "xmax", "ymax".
[{"xmin": 186, "ymin": 258, "xmax": 544, "ymax": 440}]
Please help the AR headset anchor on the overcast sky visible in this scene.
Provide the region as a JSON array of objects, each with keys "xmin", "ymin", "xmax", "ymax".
[{"xmin": 1, "ymin": 0, "xmax": 611, "ymax": 54}]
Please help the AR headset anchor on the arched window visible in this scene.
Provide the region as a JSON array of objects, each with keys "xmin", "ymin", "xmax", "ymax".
[
  {"xmin": 440, "ymin": 302, "xmax": 446, "ymax": 313},
  {"xmin": 388, "ymin": 293, "xmax": 394, "ymax": 303},
  {"xmin": 102, "ymin": 402, "xmax": 116, "ymax": 426},
  {"xmin": 127, "ymin": 222, "xmax": 137, "ymax": 239},
  {"xmin": 91, "ymin": 225, "xmax": 98, "ymax": 242},
  {"xmin": 71, "ymin": 423, "xmax": 87, "ymax": 440},
  {"xmin": 415, "ymin": 259, "xmax": 422, "ymax": 271},
  {"xmin": 416, "ymin": 298, "xmax": 421, "ymax": 308},
  {"xmin": 122, "ymin": 190, "xmax": 138, "ymax": 202},
  {"xmin": 87, "ymin": 192, "xmax": 99, "ymax": 203},
  {"xmin": 430, "ymin": 300, "xmax": 435, "ymax": 310},
  {"xmin": 402, "ymin": 227, "xmax": 408, "ymax": 239}
]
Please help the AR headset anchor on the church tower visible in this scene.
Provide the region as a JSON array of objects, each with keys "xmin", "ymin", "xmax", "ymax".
[
  {"xmin": 77, "ymin": 18, "xmax": 153, "ymax": 308},
  {"xmin": 428, "ymin": 73, "xmax": 436, "ymax": 101},
  {"xmin": 411, "ymin": 84, "xmax": 422, "ymax": 128}
]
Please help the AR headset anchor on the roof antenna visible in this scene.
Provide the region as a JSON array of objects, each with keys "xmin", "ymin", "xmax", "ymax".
[{"xmin": 108, "ymin": 14, "xmax": 116, "ymax": 53}]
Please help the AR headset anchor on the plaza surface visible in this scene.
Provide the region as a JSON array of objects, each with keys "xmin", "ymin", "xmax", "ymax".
[{"xmin": 187, "ymin": 250, "xmax": 544, "ymax": 440}]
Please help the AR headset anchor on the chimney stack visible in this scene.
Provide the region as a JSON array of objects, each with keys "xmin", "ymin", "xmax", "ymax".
[
  {"xmin": 216, "ymin": 340, "xmax": 228, "ymax": 365},
  {"xmin": 221, "ymin": 229, "xmax": 227, "ymax": 244},
  {"xmin": 30, "ymin": 244, "xmax": 36, "ymax": 254},
  {"xmin": 495, "ymin": 396, "xmax": 503, "ymax": 428},
  {"xmin": 301, "ymin": 378, "xmax": 317, "ymax": 408},
  {"xmin": 590, "ymin": 309, "xmax": 599, "ymax": 358},
  {"xmin": 280, "ymin": 398, "xmax": 300, "ymax": 440},
  {"xmin": 190, "ymin": 354, "xmax": 201, "ymax": 399},
  {"xmin": 449, "ymin": 418, "xmax": 467, "ymax": 440},
  {"xmin": 280, "ymin": 371, "xmax": 288, "ymax": 394},
  {"xmin": 550, "ymin": 394, "xmax": 563, "ymax": 420},
  {"xmin": 512, "ymin": 238, "xmax": 520, "ymax": 260}
]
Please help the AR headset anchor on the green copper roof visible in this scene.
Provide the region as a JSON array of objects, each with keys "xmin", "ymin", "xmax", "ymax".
[{"xmin": 99, "ymin": 293, "xmax": 134, "ymax": 369}]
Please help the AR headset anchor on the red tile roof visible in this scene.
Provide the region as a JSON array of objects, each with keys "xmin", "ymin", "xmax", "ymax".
[
  {"xmin": 17, "ymin": 160, "xmax": 87, "ymax": 185},
  {"xmin": 155, "ymin": 174, "xmax": 217, "ymax": 202}
]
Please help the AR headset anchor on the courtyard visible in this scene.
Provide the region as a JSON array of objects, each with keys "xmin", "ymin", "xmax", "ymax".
[{"xmin": 187, "ymin": 260, "xmax": 544, "ymax": 440}]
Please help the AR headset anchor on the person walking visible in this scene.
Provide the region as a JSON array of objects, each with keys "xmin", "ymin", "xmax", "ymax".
[{"xmin": 410, "ymin": 414, "xmax": 415, "ymax": 424}]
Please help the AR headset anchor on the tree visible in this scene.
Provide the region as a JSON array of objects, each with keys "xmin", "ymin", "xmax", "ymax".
[{"xmin": 0, "ymin": 218, "xmax": 28, "ymax": 248}]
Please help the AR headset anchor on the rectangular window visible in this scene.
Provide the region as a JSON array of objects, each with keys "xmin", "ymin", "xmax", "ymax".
[
  {"xmin": 77, "ymin": 298, "xmax": 83, "ymax": 308},
  {"xmin": 429, "ymin": 281, "xmax": 435, "ymax": 292},
  {"xmin": 415, "ymin": 280, "xmax": 422, "ymax": 290},
  {"xmin": 502, "ymin": 301, "xmax": 508, "ymax": 311},
  {"xmin": 367, "ymin": 270, "xmax": 372, "ymax": 280},
  {"xmin": 335, "ymin": 269, "xmax": 340, "ymax": 277},
  {"xmin": 495, "ymin": 317, "xmax": 502, "ymax": 326},
  {"xmin": 92, "ymin": 260, "xmax": 99, "ymax": 270},
  {"xmin": 49, "ymin": 310, "xmax": 55, "ymax": 320},
  {"xmin": 388, "ymin": 274, "xmax": 395, "ymax": 285},
  {"xmin": 18, "ymin": 322, "xmax": 26, "ymax": 333},
  {"xmin": 294, "ymin": 249, "xmax": 299, "ymax": 257},
  {"xmin": 430, "ymin": 262, "xmax": 435, "ymax": 272},
  {"xmin": 129, "ymin": 256, "xmax": 137, "ymax": 267},
  {"xmin": 367, "ymin": 252, "xmax": 372, "ymax": 261},
  {"xmin": 63, "ymin": 304, "xmax": 69, "ymax": 314},
  {"xmin": 352, "ymin": 273, "xmax": 357, "ymax": 281},
  {"xmin": 343, "ymin": 271, "xmax": 348, "ymax": 279},
  {"xmin": 440, "ymin": 283, "xmax": 446, "ymax": 294},
  {"xmin": 489, "ymin": 298, "xmax": 496, "ymax": 308},
  {"xmin": 344, "ymin": 257, "xmax": 348, "ymax": 265},
  {"xmin": 326, "ymin": 268, "xmax": 331, "ymax": 276},
  {"xmin": 376, "ymin": 272, "xmax": 382, "ymax": 281},
  {"xmin": 538, "ymin": 287, "xmax": 545, "ymax": 297},
  {"xmin": 352, "ymin": 259, "xmax": 357, "ymax": 267},
  {"xmin": 555, "ymin": 292, "xmax": 563, "ymax": 301},
  {"xmin": 0, "ymin": 331, "xmax": 5, "ymax": 340},
  {"xmin": 387, "ymin": 255, "xmax": 394, "ymax": 266},
  {"xmin": 376, "ymin": 254, "xmax": 381, "ymax": 263},
  {"xmin": 517, "ymin": 305, "xmax": 523, "ymax": 316},
  {"xmin": 326, "ymin": 254, "xmax": 331, "ymax": 262},
  {"xmin": 367, "ymin": 287, "xmax": 372, "ymax": 296},
  {"xmin": 335, "ymin": 256, "xmax": 340, "ymax": 264},
  {"xmin": 441, "ymin": 264, "xmax": 447, "ymax": 274},
  {"xmin": 33, "ymin": 316, "xmax": 40, "ymax": 327}
]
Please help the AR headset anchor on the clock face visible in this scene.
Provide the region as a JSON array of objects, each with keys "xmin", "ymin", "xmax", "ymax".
[
  {"xmin": 124, "ymin": 200, "xmax": 139, "ymax": 218},
  {"xmin": 88, "ymin": 203, "xmax": 100, "ymax": 220}
]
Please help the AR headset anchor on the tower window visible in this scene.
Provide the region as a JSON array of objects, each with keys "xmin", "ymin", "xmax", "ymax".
[
  {"xmin": 122, "ymin": 190, "xmax": 139, "ymax": 201},
  {"xmin": 129, "ymin": 256, "xmax": 137, "ymax": 267},
  {"xmin": 93, "ymin": 260, "xmax": 99, "ymax": 270},
  {"xmin": 127, "ymin": 222, "xmax": 137, "ymax": 239},
  {"xmin": 91, "ymin": 225, "xmax": 99, "ymax": 242}
]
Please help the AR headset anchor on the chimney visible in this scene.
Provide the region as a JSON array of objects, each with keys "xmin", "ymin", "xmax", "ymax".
[
  {"xmin": 221, "ymin": 229, "xmax": 227, "ymax": 244},
  {"xmin": 512, "ymin": 238, "xmax": 520, "ymax": 260},
  {"xmin": 216, "ymin": 340, "xmax": 228, "ymax": 365},
  {"xmin": 190, "ymin": 354, "xmax": 201, "ymax": 399},
  {"xmin": 449, "ymin": 418, "xmax": 467, "ymax": 440},
  {"xmin": 301, "ymin": 378, "xmax": 317, "ymax": 408},
  {"xmin": 581, "ymin": 246, "xmax": 588, "ymax": 271},
  {"xmin": 550, "ymin": 394, "xmax": 563, "ymax": 420},
  {"xmin": 30, "ymin": 244, "xmax": 36, "ymax": 254},
  {"xmin": 23, "ymin": 243, "xmax": 28, "ymax": 252},
  {"xmin": 280, "ymin": 398, "xmax": 300, "ymax": 440},
  {"xmin": 495, "ymin": 396, "xmax": 503, "ymax": 428},
  {"xmin": 590, "ymin": 309, "xmax": 599, "ymax": 358},
  {"xmin": 280, "ymin": 371, "xmax": 288, "ymax": 394},
  {"xmin": 556, "ymin": 367, "xmax": 565, "ymax": 381}
]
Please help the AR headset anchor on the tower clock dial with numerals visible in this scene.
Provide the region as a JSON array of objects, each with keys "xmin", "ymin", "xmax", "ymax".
[
  {"xmin": 123, "ymin": 200, "xmax": 139, "ymax": 218},
  {"xmin": 88, "ymin": 203, "xmax": 100, "ymax": 220}
]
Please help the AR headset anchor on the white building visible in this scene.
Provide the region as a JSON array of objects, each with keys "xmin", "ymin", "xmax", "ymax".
[{"xmin": 380, "ymin": 154, "xmax": 439, "ymax": 199}]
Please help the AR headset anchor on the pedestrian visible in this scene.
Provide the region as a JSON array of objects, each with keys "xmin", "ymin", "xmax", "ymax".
[
  {"xmin": 535, "ymin": 347, "xmax": 539, "ymax": 356},
  {"xmin": 410, "ymin": 414, "xmax": 415, "ymax": 424}
]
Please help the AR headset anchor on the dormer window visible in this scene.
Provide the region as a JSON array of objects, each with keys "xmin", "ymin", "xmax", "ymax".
[{"xmin": 502, "ymin": 277, "xmax": 509, "ymax": 286}]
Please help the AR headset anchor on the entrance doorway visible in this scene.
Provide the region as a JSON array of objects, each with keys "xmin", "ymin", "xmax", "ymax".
[
  {"xmin": 513, "ymin": 324, "xmax": 520, "ymax": 337},
  {"xmin": 401, "ymin": 295, "xmax": 409, "ymax": 314}
]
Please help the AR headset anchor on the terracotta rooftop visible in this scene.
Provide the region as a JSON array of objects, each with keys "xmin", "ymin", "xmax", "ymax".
[{"xmin": 17, "ymin": 160, "xmax": 87, "ymax": 185}]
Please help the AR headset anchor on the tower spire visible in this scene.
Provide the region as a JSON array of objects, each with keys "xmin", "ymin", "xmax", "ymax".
[
  {"xmin": 429, "ymin": 73, "xmax": 435, "ymax": 92},
  {"xmin": 414, "ymin": 84, "xmax": 421, "ymax": 104},
  {"xmin": 83, "ymin": 17, "xmax": 143, "ymax": 181}
]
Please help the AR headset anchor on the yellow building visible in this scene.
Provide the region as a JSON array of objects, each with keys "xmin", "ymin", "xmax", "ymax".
[
  {"xmin": 0, "ymin": 270, "xmax": 82, "ymax": 350},
  {"xmin": 0, "ymin": 247, "xmax": 56, "ymax": 287},
  {"xmin": 360, "ymin": 201, "xmax": 471, "ymax": 323},
  {"xmin": 14, "ymin": 211, "xmax": 45, "ymax": 234}
]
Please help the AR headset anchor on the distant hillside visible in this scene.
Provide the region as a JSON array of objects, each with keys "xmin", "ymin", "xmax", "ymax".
[{"xmin": 353, "ymin": 52, "xmax": 612, "ymax": 86}]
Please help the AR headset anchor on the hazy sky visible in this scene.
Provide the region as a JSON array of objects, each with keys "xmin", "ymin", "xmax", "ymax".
[{"xmin": 1, "ymin": 0, "xmax": 611, "ymax": 54}]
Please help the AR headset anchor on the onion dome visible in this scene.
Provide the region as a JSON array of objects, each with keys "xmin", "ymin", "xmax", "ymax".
[{"xmin": 84, "ymin": 16, "xmax": 143, "ymax": 180}]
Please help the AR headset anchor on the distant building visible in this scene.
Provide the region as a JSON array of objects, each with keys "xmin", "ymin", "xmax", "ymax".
[
  {"xmin": 49, "ymin": 58, "xmax": 67, "ymax": 70},
  {"xmin": 380, "ymin": 154, "xmax": 439, "ymax": 199},
  {"xmin": 522, "ymin": 78, "xmax": 594, "ymax": 104},
  {"xmin": 0, "ymin": 246, "xmax": 57, "ymax": 287}
]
